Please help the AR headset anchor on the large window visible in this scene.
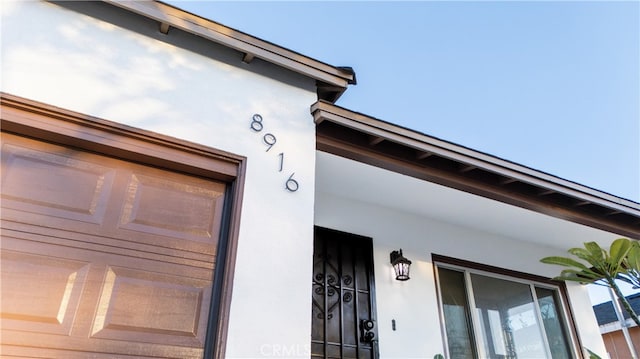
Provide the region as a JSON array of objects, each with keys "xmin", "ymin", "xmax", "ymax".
[{"xmin": 435, "ymin": 259, "xmax": 575, "ymax": 359}]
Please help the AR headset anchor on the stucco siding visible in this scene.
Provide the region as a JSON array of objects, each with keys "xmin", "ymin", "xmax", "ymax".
[
  {"xmin": 2, "ymin": 2, "xmax": 319, "ymax": 357},
  {"xmin": 315, "ymin": 191, "xmax": 608, "ymax": 357}
]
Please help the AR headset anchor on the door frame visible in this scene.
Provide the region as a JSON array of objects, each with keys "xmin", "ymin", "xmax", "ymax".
[{"xmin": 0, "ymin": 92, "xmax": 246, "ymax": 359}]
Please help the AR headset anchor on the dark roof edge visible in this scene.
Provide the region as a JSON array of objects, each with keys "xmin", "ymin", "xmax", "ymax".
[
  {"xmin": 312, "ymin": 100, "xmax": 640, "ymax": 234},
  {"xmin": 104, "ymin": 0, "xmax": 355, "ymax": 102}
]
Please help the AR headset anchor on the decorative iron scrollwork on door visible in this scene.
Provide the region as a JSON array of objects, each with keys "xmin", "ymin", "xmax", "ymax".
[
  {"xmin": 311, "ymin": 227, "xmax": 378, "ymax": 359},
  {"xmin": 313, "ymin": 273, "xmax": 354, "ymax": 320}
]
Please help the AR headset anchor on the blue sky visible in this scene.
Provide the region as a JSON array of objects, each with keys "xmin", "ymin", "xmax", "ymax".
[
  {"xmin": 165, "ymin": 1, "xmax": 639, "ymax": 304},
  {"xmin": 2, "ymin": 0, "xmax": 638, "ymax": 334},
  {"xmin": 165, "ymin": 2, "xmax": 640, "ymax": 303},
  {"xmin": 167, "ymin": 1, "xmax": 640, "ymax": 203}
]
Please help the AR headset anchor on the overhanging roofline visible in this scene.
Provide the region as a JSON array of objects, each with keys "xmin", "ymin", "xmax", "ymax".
[
  {"xmin": 312, "ymin": 100, "xmax": 640, "ymax": 239},
  {"xmin": 104, "ymin": 0, "xmax": 355, "ymax": 102}
]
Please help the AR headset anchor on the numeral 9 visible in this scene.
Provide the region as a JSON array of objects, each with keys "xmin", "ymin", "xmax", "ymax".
[{"xmin": 263, "ymin": 133, "xmax": 276, "ymax": 151}]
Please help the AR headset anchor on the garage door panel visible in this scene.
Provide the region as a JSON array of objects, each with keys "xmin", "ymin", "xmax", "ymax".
[
  {"xmin": 119, "ymin": 173, "xmax": 224, "ymax": 244},
  {"xmin": 1, "ymin": 131, "xmax": 228, "ymax": 357},
  {"xmin": 0, "ymin": 331, "xmax": 205, "ymax": 359},
  {"xmin": 0, "ymin": 345, "xmax": 152, "ymax": 359},
  {"xmin": 1, "ymin": 133, "xmax": 225, "ymax": 256},
  {"xmin": 1, "ymin": 238, "xmax": 215, "ymax": 355},
  {"xmin": 1, "ymin": 345, "xmax": 201, "ymax": 359},
  {"xmin": 91, "ymin": 266, "xmax": 210, "ymax": 347},
  {"xmin": 1, "ymin": 221, "xmax": 216, "ymax": 268},
  {"xmin": 0, "ymin": 233, "xmax": 216, "ymax": 281},
  {"xmin": 1, "ymin": 143, "xmax": 115, "ymax": 224},
  {"xmin": 0, "ymin": 249, "xmax": 89, "ymax": 335}
]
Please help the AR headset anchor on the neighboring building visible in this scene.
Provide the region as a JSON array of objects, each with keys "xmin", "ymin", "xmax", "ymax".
[
  {"xmin": 593, "ymin": 293, "xmax": 640, "ymax": 359},
  {"xmin": 1, "ymin": 1, "xmax": 639, "ymax": 358}
]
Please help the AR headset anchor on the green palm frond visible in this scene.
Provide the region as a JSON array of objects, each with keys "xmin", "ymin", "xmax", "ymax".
[{"xmin": 541, "ymin": 238, "xmax": 640, "ymax": 327}]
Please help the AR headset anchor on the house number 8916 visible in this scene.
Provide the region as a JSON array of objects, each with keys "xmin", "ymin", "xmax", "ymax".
[{"xmin": 250, "ymin": 114, "xmax": 299, "ymax": 192}]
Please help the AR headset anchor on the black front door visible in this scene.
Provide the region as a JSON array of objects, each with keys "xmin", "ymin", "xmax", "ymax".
[{"xmin": 311, "ymin": 227, "xmax": 378, "ymax": 359}]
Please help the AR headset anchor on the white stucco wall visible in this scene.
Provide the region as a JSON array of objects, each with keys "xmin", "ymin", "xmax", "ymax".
[
  {"xmin": 315, "ymin": 192, "xmax": 608, "ymax": 358},
  {"xmin": 2, "ymin": 2, "xmax": 318, "ymax": 357},
  {"xmin": 2, "ymin": 2, "xmax": 613, "ymax": 358}
]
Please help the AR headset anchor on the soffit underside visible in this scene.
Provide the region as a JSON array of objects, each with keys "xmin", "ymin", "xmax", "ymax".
[{"xmin": 312, "ymin": 102, "xmax": 640, "ymax": 241}]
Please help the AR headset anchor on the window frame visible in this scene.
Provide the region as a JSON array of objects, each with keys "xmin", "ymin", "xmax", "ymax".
[{"xmin": 433, "ymin": 254, "xmax": 582, "ymax": 359}]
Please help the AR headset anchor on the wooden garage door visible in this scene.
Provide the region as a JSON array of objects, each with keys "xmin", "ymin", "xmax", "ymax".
[{"xmin": 1, "ymin": 132, "xmax": 227, "ymax": 358}]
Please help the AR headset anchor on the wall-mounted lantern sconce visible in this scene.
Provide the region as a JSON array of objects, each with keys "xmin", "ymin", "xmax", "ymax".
[{"xmin": 390, "ymin": 249, "xmax": 412, "ymax": 281}]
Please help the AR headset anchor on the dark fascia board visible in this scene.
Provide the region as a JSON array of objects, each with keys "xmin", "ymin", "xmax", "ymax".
[
  {"xmin": 312, "ymin": 100, "xmax": 640, "ymax": 239},
  {"xmin": 104, "ymin": 1, "xmax": 355, "ymax": 102}
]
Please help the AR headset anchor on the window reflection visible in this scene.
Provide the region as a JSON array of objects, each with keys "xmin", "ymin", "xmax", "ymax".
[
  {"xmin": 438, "ymin": 268, "xmax": 477, "ymax": 359},
  {"xmin": 437, "ymin": 266, "xmax": 574, "ymax": 359},
  {"xmin": 471, "ymin": 273, "xmax": 546, "ymax": 359}
]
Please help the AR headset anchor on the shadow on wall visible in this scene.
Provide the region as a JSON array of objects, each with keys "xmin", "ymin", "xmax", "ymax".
[{"xmin": 2, "ymin": 1, "xmax": 315, "ymax": 138}]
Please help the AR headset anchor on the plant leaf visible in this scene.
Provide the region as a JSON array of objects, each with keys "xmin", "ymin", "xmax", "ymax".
[
  {"xmin": 568, "ymin": 247, "xmax": 598, "ymax": 264},
  {"xmin": 609, "ymin": 238, "xmax": 631, "ymax": 271},
  {"xmin": 540, "ymin": 256, "xmax": 589, "ymax": 270},
  {"xmin": 555, "ymin": 269, "xmax": 599, "ymax": 284},
  {"xmin": 626, "ymin": 241, "xmax": 640, "ymax": 271},
  {"xmin": 584, "ymin": 242, "xmax": 606, "ymax": 264},
  {"xmin": 585, "ymin": 348, "xmax": 603, "ymax": 359}
]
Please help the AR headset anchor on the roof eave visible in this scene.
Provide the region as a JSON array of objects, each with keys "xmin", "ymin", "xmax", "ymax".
[
  {"xmin": 312, "ymin": 100, "xmax": 640, "ymax": 239},
  {"xmin": 104, "ymin": 0, "xmax": 355, "ymax": 102}
]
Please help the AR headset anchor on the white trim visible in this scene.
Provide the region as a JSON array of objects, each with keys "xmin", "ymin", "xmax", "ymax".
[{"xmin": 599, "ymin": 318, "xmax": 638, "ymax": 334}]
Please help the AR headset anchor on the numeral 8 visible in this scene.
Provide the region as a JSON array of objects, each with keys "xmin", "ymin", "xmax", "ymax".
[{"xmin": 250, "ymin": 114, "xmax": 264, "ymax": 132}]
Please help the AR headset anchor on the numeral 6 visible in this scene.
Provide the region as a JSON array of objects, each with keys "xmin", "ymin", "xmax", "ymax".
[{"xmin": 285, "ymin": 173, "xmax": 299, "ymax": 192}]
